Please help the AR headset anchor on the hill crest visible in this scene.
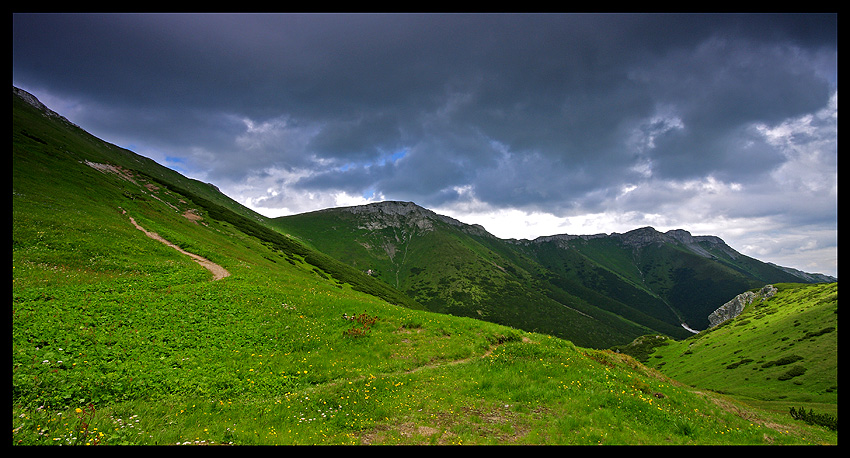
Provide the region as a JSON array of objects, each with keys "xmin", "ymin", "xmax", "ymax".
[
  {"xmin": 310, "ymin": 200, "xmax": 494, "ymax": 237},
  {"xmin": 13, "ymin": 86, "xmax": 77, "ymax": 128},
  {"xmin": 309, "ymin": 201, "xmax": 836, "ymax": 283}
]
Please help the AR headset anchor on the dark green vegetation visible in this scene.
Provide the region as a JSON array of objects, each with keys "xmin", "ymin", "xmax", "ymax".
[
  {"xmin": 790, "ymin": 406, "xmax": 837, "ymax": 431},
  {"xmin": 12, "ymin": 87, "xmax": 837, "ymax": 445},
  {"xmin": 272, "ymin": 204, "xmax": 655, "ymax": 349},
  {"xmin": 271, "ymin": 203, "xmax": 831, "ymax": 349}
]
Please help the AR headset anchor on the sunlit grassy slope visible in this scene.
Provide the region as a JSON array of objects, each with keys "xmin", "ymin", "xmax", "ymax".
[
  {"xmin": 643, "ymin": 283, "xmax": 838, "ymax": 418},
  {"xmin": 12, "ymin": 87, "xmax": 837, "ymax": 444}
]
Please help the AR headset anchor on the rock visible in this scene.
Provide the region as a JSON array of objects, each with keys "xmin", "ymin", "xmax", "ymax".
[
  {"xmin": 328, "ymin": 201, "xmax": 495, "ymax": 237},
  {"xmin": 708, "ymin": 284, "xmax": 778, "ymax": 328}
]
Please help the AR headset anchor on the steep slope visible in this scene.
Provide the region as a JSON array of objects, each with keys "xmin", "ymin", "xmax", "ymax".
[
  {"xmin": 273, "ymin": 204, "xmax": 834, "ymax": 348},
  {"xmin": 12, "ymin": 87, "xmax": 419, "ymax": 312},
  {"xmin": 12, "ymin": 87, "xmax": 264, "ymax": 224},
  {"xmin": 644, "ymin": 282, "xmax": 838, "ymax": 411},
  {"xmin": 514, "ymin": 226, "xmax": 824, "ymax": 331}
]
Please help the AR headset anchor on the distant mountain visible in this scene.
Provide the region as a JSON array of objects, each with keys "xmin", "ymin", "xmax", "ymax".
[
  {"xmin": 272, "ymin": 201, "xmax": 834, "ymax": 348},
  {"xmin": 764, "ymin": 263, "xmax": 837, "ymax": 284}
]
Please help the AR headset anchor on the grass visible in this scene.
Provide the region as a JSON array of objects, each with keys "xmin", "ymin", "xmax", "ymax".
[
  {"xmin": 645, "ymin": 283, "xmax": 838, "ymax": 419},
  {"xmin": 12, "ymin": 225, "xmax": 838, "ymax": 446},
  {"xmin": 12, "ymin": 88, "xmax": 838, "ymax": 445},
  {"xmin": 273, "ymin": 208, "xmax": 664, "ymax": 349},
  {"xmin": 13, "ymin": 188, "xmax": 837, "ymax": 445}
]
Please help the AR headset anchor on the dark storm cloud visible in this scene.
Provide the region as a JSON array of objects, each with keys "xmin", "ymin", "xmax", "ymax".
[
  {"xmin": 13, "ymin": 13, "xmax": 837, "ymax": 275},
  {"xmin": 13, "ymin": 14, "xmax": 836, "ymax": 185}
]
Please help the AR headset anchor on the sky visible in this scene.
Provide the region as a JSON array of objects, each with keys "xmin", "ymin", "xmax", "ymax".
[{"xmin": 12, "ymin": 13, "xmax": 837, "ymax": 277}]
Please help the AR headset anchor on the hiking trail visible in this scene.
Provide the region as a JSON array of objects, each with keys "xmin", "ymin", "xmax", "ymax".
[{"xmin": 125, "ymin": 211, "xmax": 230, "ymax": 280}]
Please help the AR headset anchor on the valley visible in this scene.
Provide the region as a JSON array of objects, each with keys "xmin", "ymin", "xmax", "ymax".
[
  {"xmin": 271, "ymin": 201, "xmax": 832, "ymax": 349},
  {"xmin": 12, "ymin": 87, "xmax": 837, "ymax": 445}
]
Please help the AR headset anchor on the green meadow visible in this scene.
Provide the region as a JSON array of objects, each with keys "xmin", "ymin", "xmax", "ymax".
[
  {"xmin": 12, "ymin": 88, "xmax": 837, "ymax": 445},
  {"xmin": 645, "ymin": 283, "xmax": 838, "ymax": 419}
]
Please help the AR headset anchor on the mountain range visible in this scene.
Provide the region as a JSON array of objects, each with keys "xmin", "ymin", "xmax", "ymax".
[{"xmin": 270, "ymin": 200, "xmax": 834, "ymax": 348}]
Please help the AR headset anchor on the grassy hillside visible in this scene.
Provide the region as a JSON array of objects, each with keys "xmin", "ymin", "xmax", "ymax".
[
  {"xmin": 515, "ymin": 238, "xmax": 695, "ymax": 339},
  {"xmin": 514, "ymin": 230, "xmax": 818, "ymax": 332},
  {"xmin": 12, "ymin": 87, "xmax": 837, "ymax": 445},
  {"xmin": 643, "ymin": 283, "xmax": 838, "ymax": 419},
  {"xmin": 273, "ymin": 205, "xmax": 660, "ymax": 349},
  {"xmin": 273, "ymin": 203, "xmax": 829, "ymax": 349}
]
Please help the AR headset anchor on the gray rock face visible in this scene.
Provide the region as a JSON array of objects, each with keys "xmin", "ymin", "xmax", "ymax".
[
  {"xmin": 614, "ymin": 226, "xmax": 665, "ymax": 248},
  {"xmin": 325, "ymin": 201, "xmax": 493, "ymax": 237},
  {"xmin": 344, "ymin": 201, "xmax": 441, "ymax": 232},
  {"xmin": 708, "ymin": 284, "xmax": 778, "ymax": 328}
]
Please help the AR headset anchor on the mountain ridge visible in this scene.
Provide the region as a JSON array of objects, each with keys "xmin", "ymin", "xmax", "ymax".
[
  {"xmin": 273, "ymin": 199, "xmax": 834, "ymax": 347},
  {"xmin": 296, "ymin": 200, "xmax": 835, "ymax": 283}
]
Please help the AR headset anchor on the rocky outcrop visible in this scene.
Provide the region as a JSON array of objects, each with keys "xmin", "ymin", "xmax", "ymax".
[
  {"xmin": 327, "ymin": 201, "xmax": 495, "ymax": 237},
  {"xmin": 344, "ymin": 201, "xmax": 441, "ymax": 232},
  {"xmin": 615, "ymin": 226, "xmax": 668, "ymax": 248},
  {"xmin": 708, "ymin": 284, "xmax": 778, "ymax": 328},
  {"xmin": 613, "ymin": 227, "xmax": 742, "ymax": 260}
]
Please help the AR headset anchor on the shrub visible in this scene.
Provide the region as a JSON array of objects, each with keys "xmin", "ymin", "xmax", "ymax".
[
  {"xmin": 777, "ymin": 365, "xmax": 807, "ymax": 381},
  {"xmin": 798, "ymin": 326, "xmax": 835, "ymax": 341},
  {"xmin": 789, "ymin": 406, "xmax": 837, "ymax": 431},
  {"xmin": 761, "ymin": 354, "xmax": 803, "ymax": 368},
  {"xmin": 726, "ymin": 358, "xmax": 753, "ymax": 369}
]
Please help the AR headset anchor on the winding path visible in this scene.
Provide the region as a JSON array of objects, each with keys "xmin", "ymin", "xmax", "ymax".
[{"xmin": 127, "ymin": 214, "xmax": 230, "ymax": 280}]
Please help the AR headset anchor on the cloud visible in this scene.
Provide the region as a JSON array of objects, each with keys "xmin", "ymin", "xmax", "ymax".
[{"xmin": 12, "ymin": 13, "xmax": 837, "ymax": 276}]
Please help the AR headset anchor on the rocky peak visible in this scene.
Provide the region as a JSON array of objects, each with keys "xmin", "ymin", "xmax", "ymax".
[
  {"xmin": 610, "ymin": 226, "xmax": 739, "ymax": 260},
  {"xmin": 664, "ymin": 229, "xmax": 715, "ymax": 258},
  {"xmin": 331, "ymin": 201, "xmax": 492, "ymax": 237},
  {"xmin": 665, "ymin": 228, "xmax": 697, "ymax": 245},
  {"xmin": 614, "ymin": 226, "xmax": 666, "ymax": 248}
]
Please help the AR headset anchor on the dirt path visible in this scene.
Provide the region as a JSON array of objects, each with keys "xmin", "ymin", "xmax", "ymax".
[{"xmin": 127, "ymin": 214, "xmax": 230, "ymax": 280}]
